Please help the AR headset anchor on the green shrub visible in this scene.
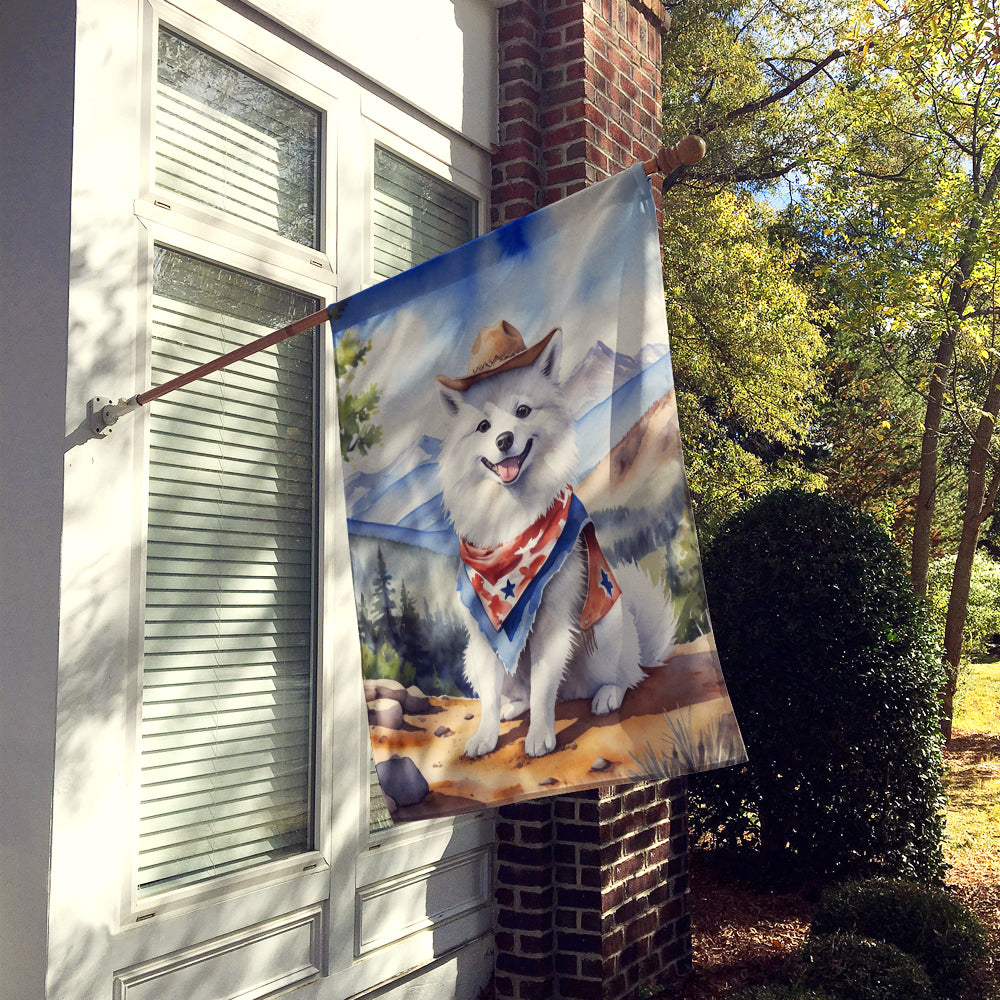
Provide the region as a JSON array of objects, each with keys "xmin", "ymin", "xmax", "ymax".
[
  {"xmin": 812, "ymin": 878, "xmax": 988, "ymax": 998},
  {"xmin": 692, "ymin": 489, "xmax": 946, "ymax": 882},
  {"xmin": 792, "ymin": 933, "xmax": 934, "ymax": 1000}
]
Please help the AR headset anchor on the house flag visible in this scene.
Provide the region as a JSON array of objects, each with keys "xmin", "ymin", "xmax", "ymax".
[{"xmin": 330, "ymin": 164, "xmax": 746, "ymax": 821}]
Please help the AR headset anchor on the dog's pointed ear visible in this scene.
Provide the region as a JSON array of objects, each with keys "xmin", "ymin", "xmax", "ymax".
[
  {"xmin": 438, "ymin": 383, "xmax": 465, "ymax": 418},
  {"xmin": 535, "ymin": 327, "xmax": 562, "ymax": 382}
]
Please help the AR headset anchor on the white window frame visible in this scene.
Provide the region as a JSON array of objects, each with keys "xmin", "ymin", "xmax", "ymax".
[
  {"xmin": 113, "ymin": 0, "xmax": 495, "ymax": 992},
  {"xmin": 123, "ymin": 0, "xmax": 341, "ymax": 932}
]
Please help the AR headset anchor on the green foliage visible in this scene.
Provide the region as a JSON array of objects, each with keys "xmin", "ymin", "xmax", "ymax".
[
  {"xmin": 661, "ymin": 0, "xmax": 849, "ymax": 193},
  {"xmin": 692, "ymin": 488, "xmax": 947, "ymax": 882},
  {"xmin": 334, "ymin": 327, "xmax": 383, "ymax": 460},
  {"xmin": 360, "ymin": 639, "xmax": 414, "ymax": 688},
  {"xmin": 791, "ymin": 934, "xmax": 934, "ymax": 1000},
  {"xmin": 811, "ymin": 878, "xmax": 988, "ymax": 999},
  {"xmin": 927, "ymin": 550, "xmax": 1000, "ymax": 659},
  {"xmin": 664, "ymin": 187, "xmax": 827, "ymax": 537}
]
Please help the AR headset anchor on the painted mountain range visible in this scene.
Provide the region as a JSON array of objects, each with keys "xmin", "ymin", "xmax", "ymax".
[{"xmin": 344, "ymin": 340, "xmax": 677, "ymax": 553}]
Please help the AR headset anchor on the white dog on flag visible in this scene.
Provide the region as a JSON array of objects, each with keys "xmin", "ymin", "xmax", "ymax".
[{"xmin": 436, "ymin": 320, "xmax": 677, "ymax": 759}]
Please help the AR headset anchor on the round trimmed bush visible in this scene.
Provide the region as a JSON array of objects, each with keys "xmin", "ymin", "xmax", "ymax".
[
  {"xmin": 692, "ymin": 489, "xmax": 946, "ymax": 881},
  {"xmin": 793, "ymin": 933, "xmax": 934, "ymax": 1000},
  {"xmin": 812, "ymin": 878, "xmax": 987, "ymax": 998}
]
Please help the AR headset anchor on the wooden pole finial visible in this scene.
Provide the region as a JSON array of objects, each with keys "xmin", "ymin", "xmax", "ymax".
[{"xmin": 643, "ymin": 135, "xmax": 707, "ymax": 176}]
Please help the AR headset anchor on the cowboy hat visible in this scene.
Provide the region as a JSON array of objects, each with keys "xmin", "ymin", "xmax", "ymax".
[{"xmin": 435, "ymin": 320, "xmax": 560, "ymax": 391}]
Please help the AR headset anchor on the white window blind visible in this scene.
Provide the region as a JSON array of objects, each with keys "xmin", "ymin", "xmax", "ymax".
[
  {"xmin": 156, "ymin": 27, "xmax": 320, "ymax": 248},
  {"xmin": 138, "ymin": 248, "xmax": 319, "ymax": 895},
  {"xmin": 372, "ymin": 146, "xmax": 477, "ymax": 279}
]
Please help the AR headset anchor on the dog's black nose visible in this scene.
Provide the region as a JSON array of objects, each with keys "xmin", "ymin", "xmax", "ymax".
[{"xmin": 496, "ymin": 431, "xmax": 514, "ymax": 453}]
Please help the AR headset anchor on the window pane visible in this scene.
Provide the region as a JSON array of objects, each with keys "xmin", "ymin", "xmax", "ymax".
[
  {"xmin": 156, "ymin": 28, "xmax": 320, "ymax": 248},
  {"xmin": 372, "ymin": 146, "xmax": 477, "ymax": 279},
  {"xmin": 139, "ymin": 247, "xmax": 318, "ymax": 895}
]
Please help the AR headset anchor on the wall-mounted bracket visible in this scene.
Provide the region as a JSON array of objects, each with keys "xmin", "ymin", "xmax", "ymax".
[{"xmin": 88, "ymin": 396, "xmax": 140, "ymax": 438}]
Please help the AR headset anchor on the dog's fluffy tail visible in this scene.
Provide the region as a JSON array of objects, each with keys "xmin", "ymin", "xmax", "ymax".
[{"xmin": 615, "ymin": 561, "xmax": 680, "ymax": 668}]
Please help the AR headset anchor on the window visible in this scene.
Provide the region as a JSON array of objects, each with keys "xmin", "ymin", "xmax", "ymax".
[
  {"xmin": 122, "ymin": 8, "xmax": 494, "ymax": 991},
  {"xmin": 139, "ymin": 248, "xmax": 318, "ymax": 895},
  {"xmin": 155, "ymin": 28, "xmax": 320, "ymax": 247},
  {"xmin": 136, "ymin": 26, "xmax": 323, "ymax": 897},
  {"xmin": 372, "ymin": 145, "xmax": 477, "ymax": 279}
]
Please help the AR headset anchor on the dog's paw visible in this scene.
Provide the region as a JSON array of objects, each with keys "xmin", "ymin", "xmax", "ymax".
[
  {"xmin": 524, "ymin": 725, "xmax": 557, "ymax": 758},
  {"xmin": 591, "ymin": 684, "xmax": 625, "ymax": 715},
  {"xmin": 465, "ymin": 729, "xmax": 499, "ymax": 758},
  {"xmin": 499, "ymin": 699, "xmax": 529, "ymax": 721}
]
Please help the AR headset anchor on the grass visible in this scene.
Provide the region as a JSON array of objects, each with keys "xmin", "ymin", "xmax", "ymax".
[
  {"xmin": 945, "ymin": 660, "xmax": 1000, "ymax": 868},
  {"xmin": 943, "ymin": 659, "xmax": 1000, "ymax": 1000},
  {"xmin": 955, "ymin": 658, "xmax": 1000, "ymax": 733}
]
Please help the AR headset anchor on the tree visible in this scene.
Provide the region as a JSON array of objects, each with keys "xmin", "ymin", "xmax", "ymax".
[
  {"xmin": 802, "ymin": 0, "xmax": 1000, "ymax": 736},
  {"xmin": 658, "ymin": 2, "xmax": 851, "ymax": 534},
  {"xmin": 370, "ymin": 546, "xmax": 397, "ymax": 644},
  {"xmin": 663, "ymin": 187, "xmax": 826, "ymax": 534},
  {"xmin": 661, "ymin": 0, "xmax": 854, "ymax": 196},
  {"xmin": 396, "ymin": 580, "xmax": 429, "ymax": 674}
]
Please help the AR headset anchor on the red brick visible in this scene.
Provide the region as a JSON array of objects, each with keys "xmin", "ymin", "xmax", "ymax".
[
  {"xmin": 498, "ymin": 906, "xmax": 551, "ymax": 931},
  {"xmin": 559, "ymin": 979, "xmax": 604, "ymax": 1000},
  {"xmin": 546, "ymin": 163, "xmax": 589, "ymax": 186},
  {"xmin": 502, "ymin": 120, "xmax": 543, "ymax": 145},
  {"xmin": 540, "ymin": 28, "xmax": 565, "ymax": 49},
  {"xmin": 499, "ymin": 99, "xmax": 540, "ymax": 125},
  {"xmin": 503, "ymin": 40, "xmax": 538, "ymax": 64},
  {"xmin": 494, "ymin": 140, "xmax": 542, "ymax": 166},
  {"xmin": 548, "ymin": 3, "xmax": 589, "ymax": 29},
  {"xmin": 496, "ymin": 952, "xmax": 551, "ymax": 978},
  {"xmin": 542, "ymin": 39, "xmax": 586, "ymax": 69},
  {"xmin": 504, "ymin": 79, "xmax": 541, "ymax": 104},
  {"xmin": 545, "ymin": 119, "xmax": 589, "ymax": 146},
  {"xmin": 520, "ymin": 930, "xmax": 555, "ymax": 954}
]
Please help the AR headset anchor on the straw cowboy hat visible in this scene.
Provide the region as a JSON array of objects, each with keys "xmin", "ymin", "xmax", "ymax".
[{"xmin": 435, "ymin": 320, "xmax": 560, "ymax": 392}]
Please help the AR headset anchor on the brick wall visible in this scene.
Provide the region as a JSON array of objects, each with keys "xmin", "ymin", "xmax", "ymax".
[
  {"xmin": 494, "ymin": 782, "xmax": 691, "ymax": 1000},
  {"xmin": 489, "ymin": 3, "xmax": 691, "ymax": 998},
  {"xmin": 492, "ymin": 0, "xmax": 668, "ymax": 228}
]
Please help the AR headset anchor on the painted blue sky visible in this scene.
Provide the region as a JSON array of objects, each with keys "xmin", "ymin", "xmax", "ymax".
[{"xmin": 329, "ymin": 165, "xmax": 671, "ymax": 477}]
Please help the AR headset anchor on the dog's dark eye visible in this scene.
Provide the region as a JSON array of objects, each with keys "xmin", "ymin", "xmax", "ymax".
[
  {"xmin": 477, "ymin": 419, "xmax": 491, "ymax": 433},
  {"xmin": 515, "ymin": 404, "xmax": 532, "ymax": 419}
]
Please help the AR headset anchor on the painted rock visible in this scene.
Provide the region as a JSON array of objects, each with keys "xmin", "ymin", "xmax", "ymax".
[
  {"xmin": 368, "ymin": 697, "xmax": 404, "ymax": 730},
  {"xmin": 376, "ymin": 754, "xmax": 429, "ymax": 807}
]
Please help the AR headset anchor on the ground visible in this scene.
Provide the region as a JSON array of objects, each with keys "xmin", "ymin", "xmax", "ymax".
[
  {"xmin": 662, "ymin": 728, "xmax": 1000, "ymax": 999},
  {"xmin": 369, "ymin": 635, "xmax": 741, "ymax": 821}
]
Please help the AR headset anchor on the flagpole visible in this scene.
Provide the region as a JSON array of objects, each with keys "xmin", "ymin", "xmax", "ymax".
[
  {"xmin": 87, "ymin": 306, "xmax": 331, "ymax": 437},
  {"xmin": 88, "ymin": 135, "xmax": 704, "ymax": 438}
]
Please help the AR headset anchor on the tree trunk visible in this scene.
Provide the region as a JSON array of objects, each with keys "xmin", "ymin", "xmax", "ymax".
[
  {"xmin": 910, "ymin": 330, "xmax": 955, "ymax": 597},
  {"xmin": 940, "ymin": 377, "xmax": 1000, "ymax": 741},
  {"xmin": 910, "ymin": 160, "xmax": 1000, "ymax": 596}
]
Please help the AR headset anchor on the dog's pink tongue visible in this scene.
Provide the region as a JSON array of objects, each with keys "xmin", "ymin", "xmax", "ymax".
[{"xmin": 497, "ymin": 458, "xmax": 520, "ymax": 483}]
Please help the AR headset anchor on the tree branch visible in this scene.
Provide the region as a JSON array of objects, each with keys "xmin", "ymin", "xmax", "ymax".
[{"xmin": 703, "ymin": 49, "xmax": 848, "ymax": 133}]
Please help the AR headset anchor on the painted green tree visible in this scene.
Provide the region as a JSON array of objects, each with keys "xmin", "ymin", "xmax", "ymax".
[{"xmin": 334, "ymin": 327, "xmax": 383, "ymax": 461}]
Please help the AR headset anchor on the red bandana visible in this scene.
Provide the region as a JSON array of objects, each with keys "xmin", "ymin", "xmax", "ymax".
[{"xmin": 459, "ymin": 487, "xmax": 620, "ymax": 633}]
